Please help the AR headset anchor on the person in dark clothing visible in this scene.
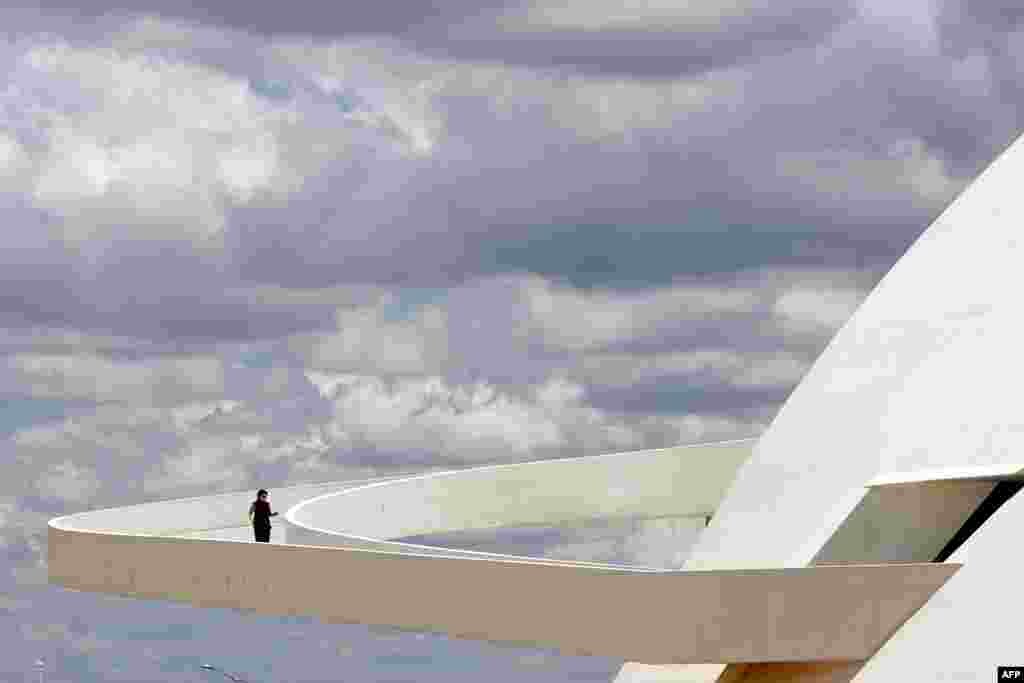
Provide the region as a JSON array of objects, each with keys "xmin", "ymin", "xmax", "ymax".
[{"xmin": 248, "ymin": 489, "xmax": 278, "ymax": 542}]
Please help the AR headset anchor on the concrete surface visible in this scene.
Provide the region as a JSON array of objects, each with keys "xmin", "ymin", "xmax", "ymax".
[{"xmin": 48, "ymin": 518, "xmax": 957, "ymax": 664}]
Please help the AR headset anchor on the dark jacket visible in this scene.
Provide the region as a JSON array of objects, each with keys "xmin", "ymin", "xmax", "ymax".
[{"xmin": 250, "ymin": 499, "xmax": 272, "ymax": 529}]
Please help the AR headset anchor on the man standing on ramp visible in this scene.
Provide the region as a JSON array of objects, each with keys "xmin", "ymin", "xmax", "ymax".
[{"xmin": 248, "ymin": 489, "xmax": 278, "ymax": 542}]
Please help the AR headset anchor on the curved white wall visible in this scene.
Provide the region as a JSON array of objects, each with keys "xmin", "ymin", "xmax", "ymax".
[
  {"xmin": 286, "ymin": 441, "xmax": 752, "ymax": 558},
  {"xmin": 688, "ymin": 133, "xmax": 1024, "ymax": 571},
  {"xmin": 682, "ymin": 133, "xmax": 1024, "ymax": 682}
]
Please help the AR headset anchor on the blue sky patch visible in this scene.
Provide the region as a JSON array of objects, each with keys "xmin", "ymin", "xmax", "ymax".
[
  {"xmin": 0, "ymin": 397, "xmax": 93, "ymax": 437},
  {"xmin": 335, "ymin": 90, "xmax": 360, "ymax": 113},
  {"xmin": 238, "ymin": 350, "xmax": 276, "ymax": 369},
  {"xmin": 482, "ymin": 222, "xmax": 901, "ymax": 289},
  {"xmin": 249, "ymin": 78, "xmax": 292, "ymax": 102},
  {"xmin": 381, "ymin": 288, "xmax": 447, "ymax": 322}
]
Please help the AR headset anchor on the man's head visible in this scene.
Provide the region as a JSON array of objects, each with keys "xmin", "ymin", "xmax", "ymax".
[{"xmin": 257, "ymin": 489, "xmax": 268, "ymax": 500}]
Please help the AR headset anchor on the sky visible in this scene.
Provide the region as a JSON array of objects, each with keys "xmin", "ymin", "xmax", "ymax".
[{"xmin": 1, "ymin": 0, "xmax": 1022, "ymax": 681}]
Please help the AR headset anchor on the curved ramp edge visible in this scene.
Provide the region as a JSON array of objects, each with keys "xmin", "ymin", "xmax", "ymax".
[
  {"xmin": 284, "ymin": 440, "xmax": 755, "ymax": 560},
  {"xmin": 48, "ymin": 440, "xmax": 959, "ymax": 664}
]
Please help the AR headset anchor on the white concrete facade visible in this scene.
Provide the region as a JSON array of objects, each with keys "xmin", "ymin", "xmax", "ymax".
[{"xmin": 678, "ymin": 133, "xmax": 1024, "ymax": 681}]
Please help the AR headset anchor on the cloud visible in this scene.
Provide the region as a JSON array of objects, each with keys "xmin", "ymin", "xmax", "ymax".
[
  {"xmin": 4, "ymin": 360, "xmax": 754, "ymax": 513},
  {"xmin": 0, "ymin": 499, "xmax": 16, "ymax": 530},
  {"xmin": 289, "ymin": 271, "xmax": 866, "ymax": 424},
  {"xmin": 0, "ymin": 263, "xmax": 856, "ymax": 523},
  {"xmin": 26, "ymin": 1, "xmax": 499, "ymax": 42},
  {"xmin": 264, "ymin": 23, "xmax": 999, "ymax": 288},
  {"xmin": 305, "ymin": 372, "xmax": 674, "ymax": 467},
  {"xmin": 574, "ymin": 350, "xmax": 811, "ymax": 391},
  {"xmin": 309, "ymin": 369, "xmax": 763, "ymax": 469},
  {"xmin": 25, "ymin": 1, "xmax": 855, "ymax": 78},
  {"xmin": 0, "ymin": 496, "xmax": 50, "ymax": 588},
  {"xmin": 4, "ymin": 399, "xmax": 281, "ymax": 519},
  {"xmin": 3, "ymin": 353, "xmax": 225, "ymax": 404},
  {"xmin": 0, "ymin": 132, "xmax": 26, "ymax": 183},
  {"xmin": 0, "ymin": 327, "xmax": 203, "ymax": 358},
  {"xmin": 937, "ymin": 0, "xmax": 1024, "ymax": 55},
  {"xmin": 774, "ymin": 137, "xmax": 961, "ymax": 212},
  {"xmin": 35, "ymin": 459, "xmax": 101, "ymax": 503},
  {"xmin": 143, "ymin": 435, "xmax": 251, "ymax": 494},
  {"xmin": 0, "ymin": 13, "xmax": 1010, "ymax": 354},
  {"xmin": 312, "ymin": 374, "xmax": 567, "ymax": 459},
  {"xmin": 519, "ymin": 276, "xmax": 761, "ymax": 352},
  {"xmin": 664, "ymin": 412, "xmax": 769, "ymax": 443},
  {"xmin": 426, "ymin": 0, "xmax": 855, "ymax": 77},
  {"xmin": 293, "ymin": 300, "xmax": 449, "ymax": 376},
  {"xmin": 515, "ymin": 0, "xmax": 803, "ymax": 32},
  {"xmin": 18, "ymin": 42, "xmax": 296, "ymax": 239},
  {"xmin": 6, "ymin": 407, "xmax": 245, "ymax": 507},
  {"xmin": 6, "ymin": 405, "xmax": 176, "ymax": 502},
  {"xmin": 0, "ymin": 35, "xmax": 434, "ymax": 342},
  {"xmin": 773, "ymin": 284, "xmax": 867, "ymax": 334}
]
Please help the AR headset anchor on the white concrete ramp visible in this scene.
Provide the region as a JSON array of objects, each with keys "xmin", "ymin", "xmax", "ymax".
[
  {"xmin": 49, "ymin": 441, "xmax": 957, "ymax": 667},
  {"xmin": 49, "ymin": 520, "xmax": 956, "ymax": 664}
]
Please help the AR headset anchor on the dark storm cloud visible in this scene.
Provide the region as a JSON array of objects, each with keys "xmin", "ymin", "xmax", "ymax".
[
  {"xmin": 587, "ymin": 381, "xmax": 790, "ymax": 417},
  {"xmin": 6, "ymin": 5, "xmax": 1022, "ymax": 308},
  {"xmin": 3, "ymin": 2, "xmax": 1022, "ymax": 305},
  {"xmin": 24, "ymin": 0, "xmax": 855, "ymax": 77},
  {"xmin": 222, "ymin": 100, "xmax": 932, "ymax": 294},
  {"xmin": 938, "ymin": 0, "xmax": 1024, "ymax": 51},
  {"xmin": 409, "ymin": 2, "xmax": 856, "ymax": 78},
  {"xmin": 16, "ymin": 0, "xmax": 506, "ymax": 39},
  {"xmin": 0, "ymin": 1, "xmax": 1016, "ymax": 393},
  {"xmin": 271, "ymin": 12, "xmax": 1023, "ymax": 290},
  {"xmin": 0, "ymin": 284, "xmax": 330, "ymax": 344},
  {"xmin": 935, "ymin": 1, "xmax": 1024, "ymax": 147},
  {"xmin": 0, "ymin": 213, "xmax": 339, "ymax": 344}
]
